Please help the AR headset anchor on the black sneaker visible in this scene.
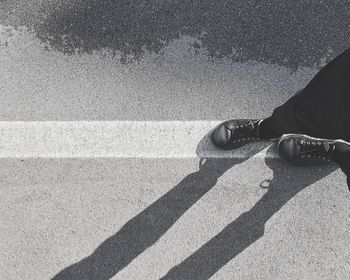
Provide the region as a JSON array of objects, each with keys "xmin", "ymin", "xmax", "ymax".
[
  {"xmin": 211, "ymin": 118, "xmax": 279, "ymax": 150},
  {"xmin": 277, "ymin": 133, "xmax": 349, "ymax": 166}
]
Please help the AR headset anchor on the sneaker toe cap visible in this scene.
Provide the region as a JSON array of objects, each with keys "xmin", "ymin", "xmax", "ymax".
[
  {"xmin": 278, "ymin": 137, "xmax": 297, "ymax": 160},
  {"xmin": 211, "ymin": 124, "xmax": 232, "ymax": 147}
]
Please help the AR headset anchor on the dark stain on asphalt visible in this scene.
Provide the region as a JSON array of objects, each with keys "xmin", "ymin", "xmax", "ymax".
[{"xmin": 2, "ymin": 1, "xmax": 350, "ymax": 68}]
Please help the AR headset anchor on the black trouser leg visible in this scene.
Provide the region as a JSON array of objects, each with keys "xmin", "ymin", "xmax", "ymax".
[
  {"xmin": 262, "ymin": 89, "xmax": 311, "ymax": 137},
  {"xmin": 263, "ymin": 47, "xmax": 350, "ymax": 190}
]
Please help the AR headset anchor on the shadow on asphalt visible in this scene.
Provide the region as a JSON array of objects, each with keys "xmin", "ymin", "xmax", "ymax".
[
  {"xmin": 51, "ymin": 157, "xmax": 245, "ymax": 280},
  {"xmin": 51, "ymin": 138, "xmax": 338, "ymax": 279},
  {"xmin": 33, "ymin": 0, "xmax": 350, "ymax": 69},
  {"xmin": 160, "ymin": 144, "xmax": 338, "ymax": 279}
]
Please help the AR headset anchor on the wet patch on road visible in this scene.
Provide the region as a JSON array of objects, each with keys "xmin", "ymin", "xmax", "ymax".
[{"xmin": 1, "ymin": 0, "xmax": 350, "ymax": 68}]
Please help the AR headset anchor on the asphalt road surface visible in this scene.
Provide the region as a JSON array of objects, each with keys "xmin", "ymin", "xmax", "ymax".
[{"xmin": 0, "ymin": 1, "xmax": 349, "ymax": 279}]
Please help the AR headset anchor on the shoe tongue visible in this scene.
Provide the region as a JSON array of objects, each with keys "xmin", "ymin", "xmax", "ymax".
[
  {"xmin": 324, "ymin": 142, "xmax": 330, "ymax": 152},
  {"xmin": 324, "ymin": 142, "xmax": 337, "ymax": 153},
  {"xmin": 255, "ymin": 119, "xmax": 264, "ymax": 137}
]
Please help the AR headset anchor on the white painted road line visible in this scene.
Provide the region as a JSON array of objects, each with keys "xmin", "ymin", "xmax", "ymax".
[{"xmin": 0, "ymin": 121, "xmax": 279, "ymax": 158}]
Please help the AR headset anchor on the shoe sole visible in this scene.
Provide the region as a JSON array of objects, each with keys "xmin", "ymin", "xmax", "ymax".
[{"xmin": 277, "ymin": 133, "xmax": 349, "ymax": 166}]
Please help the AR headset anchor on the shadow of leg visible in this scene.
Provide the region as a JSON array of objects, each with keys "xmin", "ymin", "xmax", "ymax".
[
  {"xmin": 51, "ymin": 157, "xmax": 248, "ymax": 280},
  {"xmin": 161, "ymin": 145, "xmax": 338, "ymax": 280}
]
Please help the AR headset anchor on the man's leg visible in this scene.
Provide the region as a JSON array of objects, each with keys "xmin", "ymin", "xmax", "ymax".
[
  {"xmin": 259, "ymin": 89, "xmax": 310, "ymax": 139},
  {"xmin": 263, "ymin": 47, "xmax": 350, "ymax": 190},
  {"xmin": 212, "ymin": 47, "xmax": 350, "ymax": 189},
  {"xmin": 262, "ymin": 47, "xmax": 350, "ymax": 141},
  {"xmin": 295, "ymin": 47, "xmax": 350, "ymax": 141}
]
